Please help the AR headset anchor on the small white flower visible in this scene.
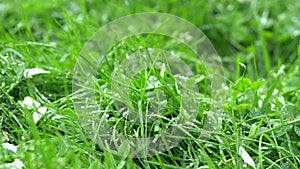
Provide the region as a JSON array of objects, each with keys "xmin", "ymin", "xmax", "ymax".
[
  {"xmin": 18, "ymin": 97, "xmax": 48, "ymax": 124},
  {"xmin": 277, "ymin": 65, "xmax": 285, "ymax": 75},
  {"xmin": 18, "ymin": 96, "xmax": 40, "ymax": 109},
  {"xmin": 4, "ymin": 159, "xmax": 24, "ymax": 169},
  {"xmin": 2, "ymin": 142, "xmax": 18, "ymax": 153},
  {"xmin": 23, "ymin": 68, "xmax": 50, "ymax": 78},
  {"xmin": 33, "ymin": 106, "xmax": 48, "ymax": 124}
]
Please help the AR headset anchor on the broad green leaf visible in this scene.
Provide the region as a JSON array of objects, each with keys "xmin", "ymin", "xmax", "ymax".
[
  {"xmin": 234, "ymin": 78, "xmax": 252, "ymax": 93},
  {"xmin": 251, "ymin": 80, "xmax": 265, "ymax": 90},
  {"xmin": 238, "ymin": 103, "xmax": 251, "ymax": 112}
]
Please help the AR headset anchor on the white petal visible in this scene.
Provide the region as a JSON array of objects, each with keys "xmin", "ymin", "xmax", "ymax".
[
  {"xmin": 18, "ymin": 96, "xmax": 40, "ymax": 110},
  {"xmin": 37, "ymin": 106, "xmax": 47, "ymax": 115},
  {"xmin": 33, "ymin": 112, "xmax": 42, "ymax": 124},
  {"xmin": 2, "ymin": 142, "xmax": 18, "ymax": 153},
  {"xmin": 4, "ymin": 159, "xmax": 24, "ymax": 169},
  {"xmin": 32, "ymin": 106, "xmax": 47, "ymax": 124},
  {"xmin": 258, "ymin": 100, "xmax": 263, "ymax": 108},
  {"xmin": 23, "ymin": 68, "xmax": 50, "ymax": 78},
  {"xmin": 239, "ymin": 146, "xmax": 256, "ymax": 169}
]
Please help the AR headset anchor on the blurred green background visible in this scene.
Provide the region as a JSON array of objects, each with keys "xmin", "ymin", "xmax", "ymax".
[{"xmin": 1, "ymin": 0, "xmax": 299, "ymax": 78}]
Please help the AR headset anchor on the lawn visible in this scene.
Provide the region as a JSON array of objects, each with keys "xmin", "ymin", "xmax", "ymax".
[{"xmin": 0, "ymin": 0, "xmax": 299, "ymax": 168}]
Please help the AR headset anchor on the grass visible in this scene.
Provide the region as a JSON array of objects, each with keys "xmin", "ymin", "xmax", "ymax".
[{"xmin": 0, "ymin": 0, "xmax": 300, "ymax": 168}]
